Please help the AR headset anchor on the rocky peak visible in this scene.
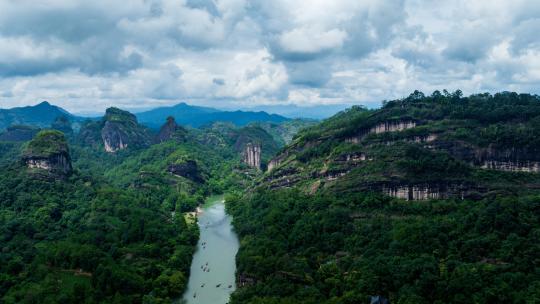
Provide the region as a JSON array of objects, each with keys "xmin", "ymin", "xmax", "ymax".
[
  {"xmin": 22, "ymin": 130, "xmax": 72, "ymax": 175},
  {"xmin": 102, "ymin": 121, "xmax": 129, "ymax": 152},
  {"xmin": 101, "ymin": 107, "xmax": 151, "ymax": 153},
  {"xmin": 157, "ymin": 116, "xmax": 187, "ymax": 142},
  {"xmin": 243, "ymin": 142, "xmax": 261, "ymax": 169}
]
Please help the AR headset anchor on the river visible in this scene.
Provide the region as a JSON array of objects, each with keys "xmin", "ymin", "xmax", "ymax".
[{"xmin": 181, "ymin": 195, "xmax": 239, "ymax": 304}]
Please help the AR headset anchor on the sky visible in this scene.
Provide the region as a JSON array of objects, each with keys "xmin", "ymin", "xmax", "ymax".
[{"xmin": 0, "ymin": 0, "xmax": 539, "ymax": 114}]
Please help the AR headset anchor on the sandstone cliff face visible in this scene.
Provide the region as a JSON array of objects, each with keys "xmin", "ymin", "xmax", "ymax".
[
  {"xmin": 25, "ymin": 152, "xmax": 72, "ymax": 174},
  {"xmin": 475, "ymin": 147, "xmax": 540, "ymax": 173},
  {"xmin": 99, "ymin": 108, "xmax": 152, "ymax": 153},
  {"xmin": 346, "ymin": 120, "xmax": 417, "ymax": 143},
  {"xmin": 101, "ymin": 121, "xmax": 129, "ymax": 152},
  {"xmin": 370, "ymin": 120, "xmax": 417, "ymax": 134},
  {"xmin": 481, "ymin": 160, "xmax": 540, "ymax": 173},
  {"xmin": 268, "ymin": 152, "xmax": 288, "ymax": 172},
  {"xmin": 22, "ymin": 130, "xmax": 72, "ymax": 175},
  {"xmin": 380, "ymin": 183, "xmax": 472, "ymax": 201},
  {"xmin": 243, "ymin": 143, "xmax": 261, "ymax": 169},
  {"xmin": 431, "ymin": 142, "xmax": 540, "ymax": 173},
  {"xmin": 382, "ymin": 185, "xmax": 447, "ymax": 200}
]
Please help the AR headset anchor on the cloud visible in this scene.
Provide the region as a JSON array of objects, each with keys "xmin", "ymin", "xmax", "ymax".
[
  {"xmin": 279, "ymin": 27, "xmax": 347, "ymax": 56},
  {"xmin": 0, "ymin": 0, "xmax": 539, "ymax": 113}
]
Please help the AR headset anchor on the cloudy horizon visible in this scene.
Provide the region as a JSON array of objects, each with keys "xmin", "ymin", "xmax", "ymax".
[{"xmin": 0, "ymin": 0, "xmax": 539, "ymax": 114}]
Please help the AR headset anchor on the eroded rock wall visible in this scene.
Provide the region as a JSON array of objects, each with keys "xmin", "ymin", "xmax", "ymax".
[
  {"xmin": 243, "ymin": 143, "xmax": 261, "ymax": 169},
  {"xmin": 381, "ymin": 184, "xmax": 465, "ymax": 201},
  {"xmin": 101, "ymin": 121, "xmax": 129, "ymax": 152},
  {"xmin": 370, "ymin": 121, "xmax": 417, "ymax": 134},
  {"xmin": 24, "ymin": 152, "xmax": 72, "ymax": 175}
]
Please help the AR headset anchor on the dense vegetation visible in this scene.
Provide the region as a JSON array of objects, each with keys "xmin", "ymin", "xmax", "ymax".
[
  {"xmin": 0, "ymin": 106, "xmax": 283, "ymax": 303},
  {"xmin": 0, "ymin": 165, "xmax": 199, "ymax": 303},
  {"xmin": 228, "ymin": 91, "xmax": 540, "ymax": 304},
  {"xmin": 3, "ymin": 91, "xmax": 540, "ymax": 303},
  {"xmin": 23, "ymin": 130, "xmax": 69, "ymax": 157},
  {"xmin": 228, "ymin": 189, "xmax": 540, "ymax": 304}
]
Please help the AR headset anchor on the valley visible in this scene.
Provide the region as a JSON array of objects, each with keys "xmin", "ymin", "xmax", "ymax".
[
  {"xmin": 2, "ymin": 1, "xmax": 540, "ymax": 303},
  {"xmin": 0, "ymin": 91, "xmax": 539, "ymax": 303}
]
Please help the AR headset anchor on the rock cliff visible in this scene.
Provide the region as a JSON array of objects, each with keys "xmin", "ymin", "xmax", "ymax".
[
  {"xmin": 22, "ymin": 130, "xmax": 72, "ymax": 175},
  {"xmin": 99, "ymin": 107, "xmax": 152, "ymax": 153},
  {"xmin": 346, "ymin": 120, "xmax": 417, "ymax": 143},
  {"xmin": 243, "ymin": 142, "xmax": 261, "ymax": 169},
  {"xmin": 157, "ymin": 116, "xmax": 187, "ymax": 142},
  {"xmin": 370, "ymin": 120, "xmax": 417, "ymax": 134}
]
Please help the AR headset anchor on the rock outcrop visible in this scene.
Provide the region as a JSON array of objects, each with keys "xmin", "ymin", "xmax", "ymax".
[
  {"xmin": 100, "ymin": 107, "xmax": 152, "ymax": 153},
  {"xmin": 102, "ymin": 121, "xmax": 129, "ymax": 152},
  {"xmin": 481, "ymin": 160, "xmax": 540, "ymax": 173},
  {"xmin": 475, "ymin": 147, "xmax": 540, "ymax": 173},
  {"xmin": 346, "ymin": 120, "xmax": 417, "ymax": 143},
  {"xmin": 22, "ymin": 130, "xmax": 72, "ymax": 175},
  {"xmin": 380, "ymin": 183, "xmax": 470, "ymax": 201},
  {"xmin": 370, "ymin": 120, "xmax": 417, "ymax": 134},
  {"xmin": 167, "ymin": 160, "xmax": 204, "ymax": 183},
  {"xmin": 242, "ymin": 142, "xmax": 261, "ymax": 169},
  {"xmin": 382, "ymin": 185, "xmax": 448, "ymax": 200},
  {"xmin": 157, "ymin": 116, "xmax": 187, "ymax": 142},
  {"xmin": 431, "ymin": 142, "xmax": 540, "ymax": 173},
  {"xmin": 268, "ymin": 152, "xmax": 289, "ymax": 172}
]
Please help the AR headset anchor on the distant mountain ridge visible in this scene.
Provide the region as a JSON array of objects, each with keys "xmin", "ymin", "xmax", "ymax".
[
  {"xmin": 135, "ymin": 102, "xmax": 289, "ymax": 128},
  {"xmin": 0, "ymin": 101, "xmax": 292, "ymax": 131},
  {"xmin": 239, "ymin": 103, "xmax": 352, "ymax": 119},
  {"xmin": 0, "ymin": 101, "xmax": 77, "ymax": 130}
]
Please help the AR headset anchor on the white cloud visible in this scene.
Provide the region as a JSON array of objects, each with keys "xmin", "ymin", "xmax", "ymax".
[
  {"xmin": 0, "ymin": 0, "xmax": 539, "ymax": 113},
  {"xmin": 279, "ymin": 28, "xmax": 347, "ymax": 54}
]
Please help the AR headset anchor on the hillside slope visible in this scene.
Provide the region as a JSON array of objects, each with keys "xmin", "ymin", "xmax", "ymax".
[{"xmin": 227, "ymin": 91, "xmax": 540, "ymax": 304}]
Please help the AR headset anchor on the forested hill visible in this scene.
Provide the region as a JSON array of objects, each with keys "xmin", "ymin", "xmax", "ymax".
[
  {"xmin": 263, "ymin": 90, "xmax": 540, "ymax": 197},
  {"xmin": 227, "ymin": 91, "xmax": 540, "ymax": 304},
  {"xmin": 0, "ymin": 106, "xmax": 284, "ymax": 303}
]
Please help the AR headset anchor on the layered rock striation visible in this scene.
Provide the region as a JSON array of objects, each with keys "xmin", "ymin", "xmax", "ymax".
[
  {"xmin": 22, "ymin": 130, "xmax": 72, "ymax": 175},
  {"xmin": 99, "ymin": 108, "xmax": 152, "ymax": 153},
  {"xmin": 242, "ymin": 142, "xmax": 261, "ymax": 169}
]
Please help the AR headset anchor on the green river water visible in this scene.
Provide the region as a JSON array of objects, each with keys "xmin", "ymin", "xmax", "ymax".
[{"xmin": 181, "ymin": 195, "xmax": 239, "ymax": 304}]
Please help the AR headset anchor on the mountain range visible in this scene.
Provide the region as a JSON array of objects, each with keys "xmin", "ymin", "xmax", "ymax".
[
  {"xmin": 0, "ymin": 101, "xmax": 75, "ymax": 130},
  {"xmin": 0, "ymin": 101, "xmax": 292, "ymax": 131},
  {"xmin": 135, "ymin": 102, "xmax": 289, "ymax": 128},
  {"xmin": 0, "ymin": 91, "xmax": 539, "ymax": 303}
]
